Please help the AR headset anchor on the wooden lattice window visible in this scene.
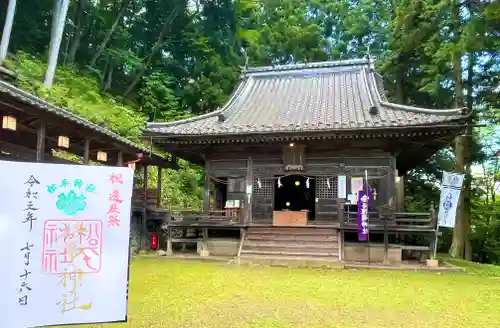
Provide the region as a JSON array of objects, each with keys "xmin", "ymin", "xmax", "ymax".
[
  {"xmin": 316, "ymin": 176, "xmax": 338, "ymax": 199},
  {"xmin": 253, "ymin": 178, "xmax": 274, "ymax": 198}
]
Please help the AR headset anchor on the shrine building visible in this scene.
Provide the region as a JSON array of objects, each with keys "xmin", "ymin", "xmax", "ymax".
[{"xmin": 144, "ymin": 59, "xmax": 469, "ymax": 264}]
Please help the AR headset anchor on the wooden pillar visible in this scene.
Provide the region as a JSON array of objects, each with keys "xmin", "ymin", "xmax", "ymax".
[
  {"xmin": 383, "ymin": 217, "xmax": 389, "ymax": 264},
  {"xmin": 337, "ymin": 197, "xmax": 344, "ymax": 261},
  {"xmin": 171, "ymin": 154, "xmax": 178, "ymax": 169},
  {"xmin": 395, "ymin": 170, "xmax": 405, "ymax": 212},
  {"xmin": 117, "ymin": 151, "xmax": 123, "ymax": 166},
  {"xmin": 142, "ymin": 164, "xmax": 148, "ymax": 249},
  {"xmin": 245, "ymin": 156, "xmax": 253, "ymax": 225},
  {"xmin": 199, "ymin": 227, "xmax": 209, "ymax": 257},
  {"xmin": 166, "ymin": 226, "xmax": 173, "ymax": 256},
  {"xmin": 36, "ymin": 121, "xmax": 46, "ymax": 162},
  {"xmin": 430, "ymin": 204, "xmax": 440, "ymax": 259},
  {"xmin": 83, "ymin": 137, "xmax": 90, "ymax": 165},
  {"xmin": 157, "ymin": 167, "xmax": 162, "ymax": 208},
  {"xmin": 203, "ymin": 161, "xmax": 210, "ymax": 212}
]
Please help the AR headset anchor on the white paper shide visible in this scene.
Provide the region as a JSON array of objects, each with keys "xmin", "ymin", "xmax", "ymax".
[
  {"xmin": 0, "ymin": 161, "xmax": 133, "ymax": 328},
  {"xmin": 437, "ymin": 171, "xmax": 465, "ymax": 228}
]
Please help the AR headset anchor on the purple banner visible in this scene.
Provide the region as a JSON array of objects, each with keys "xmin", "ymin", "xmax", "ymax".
[{"xmin": 357, "ymin": 190, "xmax": 372, "ymax": 241}]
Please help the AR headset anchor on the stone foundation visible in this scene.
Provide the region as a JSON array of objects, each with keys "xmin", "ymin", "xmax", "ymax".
[
  {"xmin": 344, "ymin": 243, "xmax": 402, "ymax": 263},
  {"xmin": 206, "ymin": 238, "xmax": 240, "ymax": 256}
]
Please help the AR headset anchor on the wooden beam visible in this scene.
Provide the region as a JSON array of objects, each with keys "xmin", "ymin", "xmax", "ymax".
[
  {"xmin": 0, "ymin": 142, "xmax": 73, "ymax": 164},
  {"xmin": 36, "ymin": 121, "xmax": 46, "ymax": 162}
]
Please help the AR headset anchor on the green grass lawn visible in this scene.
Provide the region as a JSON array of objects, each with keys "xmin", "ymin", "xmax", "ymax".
[{"xmin": 72, "ymin": 257, "xmax": 500, "ymax": 328}]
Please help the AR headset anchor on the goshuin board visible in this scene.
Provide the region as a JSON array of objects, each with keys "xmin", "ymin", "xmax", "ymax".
[{"xmin": 0, "ymin": 161, "xmax": 133, "ymax": 328}]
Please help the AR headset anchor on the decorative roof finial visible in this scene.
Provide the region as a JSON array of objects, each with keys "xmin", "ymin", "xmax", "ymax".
[{"xmin": 366, "ymin": 44, "xmax": 375, "ymax": 70}]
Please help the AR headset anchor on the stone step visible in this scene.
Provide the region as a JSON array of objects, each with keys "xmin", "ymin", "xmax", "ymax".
[
  {"xmin": 246, "ymin": 234, "xmax": 338, "ymax": 242},
  {"xmin": 238, "ymin": 255, "xmax": 343, "ymax": 268},
  {"xmin": 241, "ymin": 249, "xmax": 338, "ymax": 258},
  {"xmin": 244, "ymin": 240, "xmax": 337, "ymax": 249}
]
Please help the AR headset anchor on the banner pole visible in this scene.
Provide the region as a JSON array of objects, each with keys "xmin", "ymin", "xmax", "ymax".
[{"xmin": 365, "ymin": 170, "xmax": 370, "ymax": 265}]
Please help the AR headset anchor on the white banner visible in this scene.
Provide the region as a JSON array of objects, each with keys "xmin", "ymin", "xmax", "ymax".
[
  {"xmin": 0, "ymin": 161, "xmax": 133, "ymax": 328},
  {"xmin": 437, "ymin": 171, "xmax": 465, "ymax": 228}
]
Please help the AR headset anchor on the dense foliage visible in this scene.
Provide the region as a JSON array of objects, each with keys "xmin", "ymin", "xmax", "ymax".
[{"xmin": 0, "ymin": 0, "xmax": 498, "ymax": 262}]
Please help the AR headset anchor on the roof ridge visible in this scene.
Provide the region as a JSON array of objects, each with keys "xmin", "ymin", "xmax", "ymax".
[
  {"xmin": 246, "ymin": 59, "xmax": 370, "ymax": 74},
  {"xmin": 380, "ymin": 101, "xmax": 467, "ymax": 116}
]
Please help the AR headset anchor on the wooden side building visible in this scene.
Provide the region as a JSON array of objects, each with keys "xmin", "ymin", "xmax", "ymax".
[
  {"xmin": 0, "ymin": 80, "xmax": 175, "ymax": 249},
  {"xmin": 145, "ymin": 59, "xmax": 469, "ymax": 264}
]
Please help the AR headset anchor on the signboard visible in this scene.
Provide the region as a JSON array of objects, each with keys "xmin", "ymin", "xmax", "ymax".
[
  {"xmin": 0, "ymin": 161, "xmax": 133, "ymax": 328},
  {"xmin": 437, "ymin": 171, "xmax": 465, "ymax": 228},
  {"xmin": 337, "ymin": 175, "xmax": 347, "ymax": 199}
]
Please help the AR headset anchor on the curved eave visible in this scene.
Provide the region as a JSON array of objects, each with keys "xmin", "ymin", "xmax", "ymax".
[
  {"xmin": 363, "ymin": 68, "xmax": 468, "ymax": 119},
  {"xmin": 146, "ymin": 76, "xmax": 252, "ymax": 130}
]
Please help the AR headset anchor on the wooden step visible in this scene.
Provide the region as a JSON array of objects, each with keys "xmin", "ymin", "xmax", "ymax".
[
  {"xmin": 246, "ymin": 234, "xmax": 338, "ymax": 242},
  {"xmin": 241, "ymin": 249, "xmax": 338, "ymax": 258},
  {"xmin": 247, "ymin": 227, "xmax": 336, "ymax": 235},
  {"xmin": 244, "ymin": 240, "xmax": 337, "ymax": 249},
  {"xmin": 242, "ymin": 245, "xmax": 337, "ymax": 255}
]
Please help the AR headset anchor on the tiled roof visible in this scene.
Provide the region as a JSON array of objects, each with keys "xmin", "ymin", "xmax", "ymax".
[
  {"xmin": 146, "ymin": 59, "xmax": 467, "ymax": 137},
  {"xmin": 0, "ymin": 80, "xmax": 162, "ymax": 158}
]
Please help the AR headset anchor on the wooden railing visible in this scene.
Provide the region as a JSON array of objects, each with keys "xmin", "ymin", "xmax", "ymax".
[
  {"xmin": 167, "ymin": 209, "xmax": 243, "ymax": 226},
  {"xmin": 132, "ymin": 188, "xmax": 159, "ymax": 208},
  {"xmin": 341, "ymin": 211, "xmax": 436, "ymax": 232}
]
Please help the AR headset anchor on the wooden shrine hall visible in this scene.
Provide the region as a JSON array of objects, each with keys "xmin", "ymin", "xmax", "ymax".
[{"xmin": 145, "ymin": 59, "xmax": 469, "ymax": 265}]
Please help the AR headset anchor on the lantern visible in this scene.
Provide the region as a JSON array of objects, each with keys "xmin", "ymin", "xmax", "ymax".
[
  {"xmin": 57, "ymin": 136, "xmax": 70, "ymax": 148},
  {"xmin": 2, "ymin": 115, "xmax": 16, "ymax": 131},
  {"xmin": 97, "ymin": 151, "xmax": 107, "ymax": 162},
  {"xmin": 289, "ymin": 142, "xmax": 294, "ymax": 147}
]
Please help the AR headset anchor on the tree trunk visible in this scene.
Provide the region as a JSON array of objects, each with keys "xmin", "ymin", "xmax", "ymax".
[
  {"xmin": 48, "ymin": 0, "xmax": 62, "ymax": 58},
  {"xmin": 449, "ymin": 0, "xmax": 467, "ymax": 259},
  {"xmin": 450, "ymin": 135, "xmax": 466, "ymax": 258},
  {"xmin": 67, "ymin": 0, "xmax": 87, "ymax": 64},
  {"xmin": 395, "ymin": 71, "xmax": 405, "ymax": 104},
  {"xmin": 103, "ymin": 61, "xmax": 114, "ymax": 91},
  {"xmin": 89, "ymin": 0, "xmax": 130, "ymax": 67},
  {"xmin": 463, "ymin": 52, "xmax": 475, "ymax": 261},
  {"xmin": 123, "ymin": 8, "xmax": 178, "ymax": 97}
]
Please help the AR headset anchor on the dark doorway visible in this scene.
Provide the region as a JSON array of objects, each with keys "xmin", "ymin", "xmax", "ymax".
[
  {"xmin": 213, "ymin": 178, "xmax": 227, "ymax": 211},
  {"xmin": 274, "ymin": 175, "xmax": 316, "ymax": 220}
]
